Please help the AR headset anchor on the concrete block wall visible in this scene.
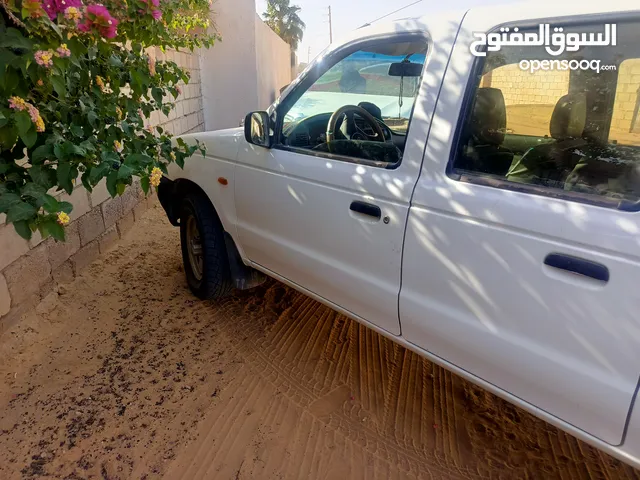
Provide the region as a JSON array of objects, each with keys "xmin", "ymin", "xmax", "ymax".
[
  {"xmin": 610, "ymin": 59, "xmax": 640, "ymax": 143},
  {"xmin": 147, "ymin": 48, "xmax": 206, "ymax": 135},
  {"xmin": 483, "ymin": 63, "xmax": 570, "ymax": 107},
  {"xmin": 0, "ymin": 49, "xmax": 203, "ymax": 331}
]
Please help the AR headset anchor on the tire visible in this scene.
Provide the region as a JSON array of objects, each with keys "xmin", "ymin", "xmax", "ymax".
[{"xmin": 179, "ymin": 193, "xmax": 233, "ymax": 299}]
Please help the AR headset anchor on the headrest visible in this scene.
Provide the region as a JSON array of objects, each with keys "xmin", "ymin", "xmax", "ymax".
[
  {"xmin": 550, "ymin": 94, "xmax": 586, "ymax": 139},
  {"xmin": 358, "ymin": 102, "xmax": 382, "ymax": 120},
  {"xmin": 471, "ymin": 88, "xmax": 506, "ymax": 145}
]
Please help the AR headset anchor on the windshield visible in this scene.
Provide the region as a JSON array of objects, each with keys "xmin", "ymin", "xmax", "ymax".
[{"xmin": 285, "ymin": 49, "xmax": 426, "ymax": 134}]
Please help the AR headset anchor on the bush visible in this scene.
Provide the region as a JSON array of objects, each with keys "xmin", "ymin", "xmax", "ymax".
[{"xmin": 0, "ymin": 0, "xmax": 216, "ymax": 240}]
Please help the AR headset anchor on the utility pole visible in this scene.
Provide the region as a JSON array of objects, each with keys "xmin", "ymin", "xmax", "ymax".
[
  {"xmin": 328, "ymin": 6, "xmax": 333, "ymax": 43},
  {"xmin": 307, "ymin": 46, "xmax": 311, "ymax": 63}
]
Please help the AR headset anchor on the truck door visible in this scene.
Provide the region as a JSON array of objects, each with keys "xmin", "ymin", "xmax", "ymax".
[
  {"xmin": 400, "ymin": 5, "xmax": 640, "ymax": 445},
  {"xmin": 234, "ymin": 18, "xmax": 462, "ymax": 334}
]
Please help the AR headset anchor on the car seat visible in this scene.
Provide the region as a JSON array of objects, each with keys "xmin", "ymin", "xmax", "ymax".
[
  {"xmin": 460, "ymin": 87, "xmax": 514, "ymax": 176},
  {"xmin": 506, "ymin": 93, "xmax": 587, "ymax": 189}
]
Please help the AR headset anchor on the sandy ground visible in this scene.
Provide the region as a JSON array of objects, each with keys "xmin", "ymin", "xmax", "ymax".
[{"xmin": 1, "ymin": 204, "xmax": 639, "ymax": 480}]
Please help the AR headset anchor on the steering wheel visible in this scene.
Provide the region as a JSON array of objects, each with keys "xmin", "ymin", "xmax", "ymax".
[{"xmin": 326, "ymin": 105, "xmax": 385, "ymax": 143}]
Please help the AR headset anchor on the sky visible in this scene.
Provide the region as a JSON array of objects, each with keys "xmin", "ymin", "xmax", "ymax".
[{"xmin": 255, "ymin": 0, "xmax": 514, "ymax": 63}]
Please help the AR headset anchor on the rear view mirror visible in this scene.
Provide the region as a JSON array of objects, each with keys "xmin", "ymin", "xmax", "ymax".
[
  {"xmin": 244, "ymin": 111, "xmax": 271, "ymax": 148},
  {"xmin": 388, "ymin": 62, "xmax": 423, "ymax": 77}
]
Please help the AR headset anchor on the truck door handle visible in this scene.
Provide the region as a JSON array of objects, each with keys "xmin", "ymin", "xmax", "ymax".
[
  {"xmin": 543, "ymin": 253, "xmax": 609, "ymax": 283},
  {"xmin": 350, "ymin": 201, "xmax": 381, "ymax": 219}
]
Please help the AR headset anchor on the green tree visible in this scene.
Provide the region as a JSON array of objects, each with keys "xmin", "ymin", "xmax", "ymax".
[
  {"xmin": 263, "ymin": 0, "xmax": 305, "ymax": 51},
  {"xmin": 0, "ymin": 0, "xmax": 217, "ymax": 241}
]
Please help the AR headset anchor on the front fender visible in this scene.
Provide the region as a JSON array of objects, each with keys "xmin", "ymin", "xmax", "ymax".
[{"xmin": 165, "ymin": 128, "xmax": 243, "ymax": 239}]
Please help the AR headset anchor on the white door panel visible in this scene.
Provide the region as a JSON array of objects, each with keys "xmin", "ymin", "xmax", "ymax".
[
  {"xmin": 235, "ymin": 18, "xmax": 462, "ymax": 334},
  {"xmin": 400, "ymin": 7, "xmax": 640, "ymax": 445},
  {"xmin": 401, "ymin": 204, "xmax": 640, "ymax": 445},
  {"xmin": 236, "ymin": 156, "xmax": 406, "ymax": 333}
]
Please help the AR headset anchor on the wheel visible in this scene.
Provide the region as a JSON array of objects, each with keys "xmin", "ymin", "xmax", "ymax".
[{"xmin": 179, "ymin": 193, "xmax": 233, "ymax": 299}]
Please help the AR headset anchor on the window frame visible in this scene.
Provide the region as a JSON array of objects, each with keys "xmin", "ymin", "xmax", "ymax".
[
  {"xmin": 448, "ymin": 15, "xmax": 640, "ymax": 212},
  {"xmin": 272, "ymin": 32, "xmax": 431, "ymax": 170}
]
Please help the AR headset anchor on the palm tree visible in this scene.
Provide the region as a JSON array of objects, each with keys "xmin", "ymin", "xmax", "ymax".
[{"xmin": 263, "ymin": 0, "xmax": 305, "ymax": 51}]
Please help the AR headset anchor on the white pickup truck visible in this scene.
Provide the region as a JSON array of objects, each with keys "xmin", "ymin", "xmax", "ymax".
[{"xmin": 158, "ymin": 0, "xmax": 640, "ymax": 469}]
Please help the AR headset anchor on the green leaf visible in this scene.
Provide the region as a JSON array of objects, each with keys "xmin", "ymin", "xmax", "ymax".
[
  {"xmin": 0, "ymin": 111, "xmax": 7, "ymax": 128},
  {"xmin": 15, "ymin": 111, "xmax": 31, "ymax": 136},
  {"xmin": 101, "ymin": 151, "xmax": 120, "ymax": 164},
  {"xmin": 51, "ymin": 75, "xmax": 67, "ymax": 97},
  {"xmin": 70, "ymin": 125, "xmax": 84, "ymax": 137},
  {"xmin": 31, "ymin": 144, "xmax": 54, "ymax": 164},
  {"xmin": 0, "ymin": 193, "xmax": 21, "ymax": 213},
  {"xmin": 13, "ymin": 220, "xmax": 32, "ymax": 240},
  {"xmin": 106, "ymin": 170, "xmax": 118, "ymax": 197},
  {"xmin": 0, "ymin": 124, "xmax": 18, "ymax": 149},
  {"xmin": 109, "ymin": 54, "xmax": 124, "ymax": 67},
  {"xmin": 0, "ymin": 29, "xmax": 33, "ymax": 49},
  {"xmin": 21, "ymin": 183, "xmax": 46, "ymax": 200},
  {"xmin": 89, "ymin": 163, "xmax": 110, "ymax": 185},
  {"xmin": 42, "ymin": 194, "xmax": 60, "ymax": 213},
  {"xmin": 29, "ymin": 165, "xmax": 56, "ymax": 189},
  {"xmin": 125, "ymin": 153, "xmax": 153, "ymax": 167},
  {"xmin": 20, "ymin": 128, "xmax": 37, "ymax": 148},
  {"xmin": 140, "ymin": 176, "xmax": 150, "ymax": 194},
  {"xmin": 58, "ymin": 201, "xmax": 73, "ymax": 214},
  {"xmin": 7, "ymin": 201, "xmax": 37, "ymax": 223},
  {"xmin": 81, "ymin": 170, "xmax": 92, "ymax": 191},
  {"xmin": 88, "ymin": 111, "xmax": 99, "ymax": 128},
  {"xmin": 41, "ymin": 218, "xmax": 65, "ymax": 242},
  {"xmin": 117, "ymin": 183, "xmax": 126, "ymax": 196},
  {"xmin": 57, "ymin": 163, "xmax": 74, "ymax": 194},
  {"xmin": 151, "ymin": 87, "xmax": 163, "ymax": 105},
  {"xmin": 121, "ymin": 121, "xmax": 133, "ymax": 136},
  {"xmin": 117, "ymin": 164, "xmax": 134, "ymax": 180}
]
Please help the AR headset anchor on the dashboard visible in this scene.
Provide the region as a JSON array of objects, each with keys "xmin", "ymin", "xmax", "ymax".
[{"xmin": 283, "ymin": 113, "xmax": 407, "ymax": 152}]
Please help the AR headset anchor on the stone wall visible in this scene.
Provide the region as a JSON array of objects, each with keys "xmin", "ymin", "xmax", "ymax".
[
  {"xmin": 610, "ymin": 58, "xmax": 640, "ymax": 144},
  {"xmin": 0, "ymin": 49, "xmax": 203, "ymax": 332},
  {"xmin": 483, "ymin": 63, "xmax": 570, "ymax": 106}
]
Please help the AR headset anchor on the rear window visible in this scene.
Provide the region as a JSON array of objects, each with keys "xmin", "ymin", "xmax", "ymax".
[{"xmin": 451, "ymin": 20, "xmax": 640, "ymax": 209}]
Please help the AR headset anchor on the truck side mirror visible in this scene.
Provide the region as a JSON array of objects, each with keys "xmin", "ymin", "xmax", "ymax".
[{"xmin": 244, "ymin": 111, "xmax": 272, "ymax": 148}]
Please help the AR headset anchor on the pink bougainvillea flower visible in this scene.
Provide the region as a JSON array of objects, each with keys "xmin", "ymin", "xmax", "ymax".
[
  {"xmin": 78, "ymin": 4, "xmax": 119, "ymax": 39},
  {"xmin": 34, "ymin": 50, "xmax": 54, "ymax": 68},
  {"xmin": 140, "ymin": 0, "xmax": 162, "ymax": 20},
  {"xmin": 55, "ymin": 0, "xmax": 82, "ymax": 11},
  {"xmin": 56, "ymin": 43, "xmax": 71, "ymax": 57},
  {"xmin": 41, "ymin": 0, "xmax": 81, "ymax": 20},
  {"xmin": 175, "ymin": 85, "xmax": 182, "ymax": 95},
  {"xmin": 42, "ymin": 1, "xmax": 58, "ymax": 20}
]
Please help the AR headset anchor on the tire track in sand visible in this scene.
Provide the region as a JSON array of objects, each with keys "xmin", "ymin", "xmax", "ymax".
[{"xmin": 164, "ymin": 280, "xmax": 640, "ymax": 480}]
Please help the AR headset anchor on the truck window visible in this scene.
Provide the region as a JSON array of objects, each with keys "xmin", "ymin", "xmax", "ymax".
[
  {"xmin": 452, "ymin": 20, "xmax": 640, "ymax": 208},
  {"xmin": 276, "ymin": 37, "xmax": 428, "ymax": 166}
]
